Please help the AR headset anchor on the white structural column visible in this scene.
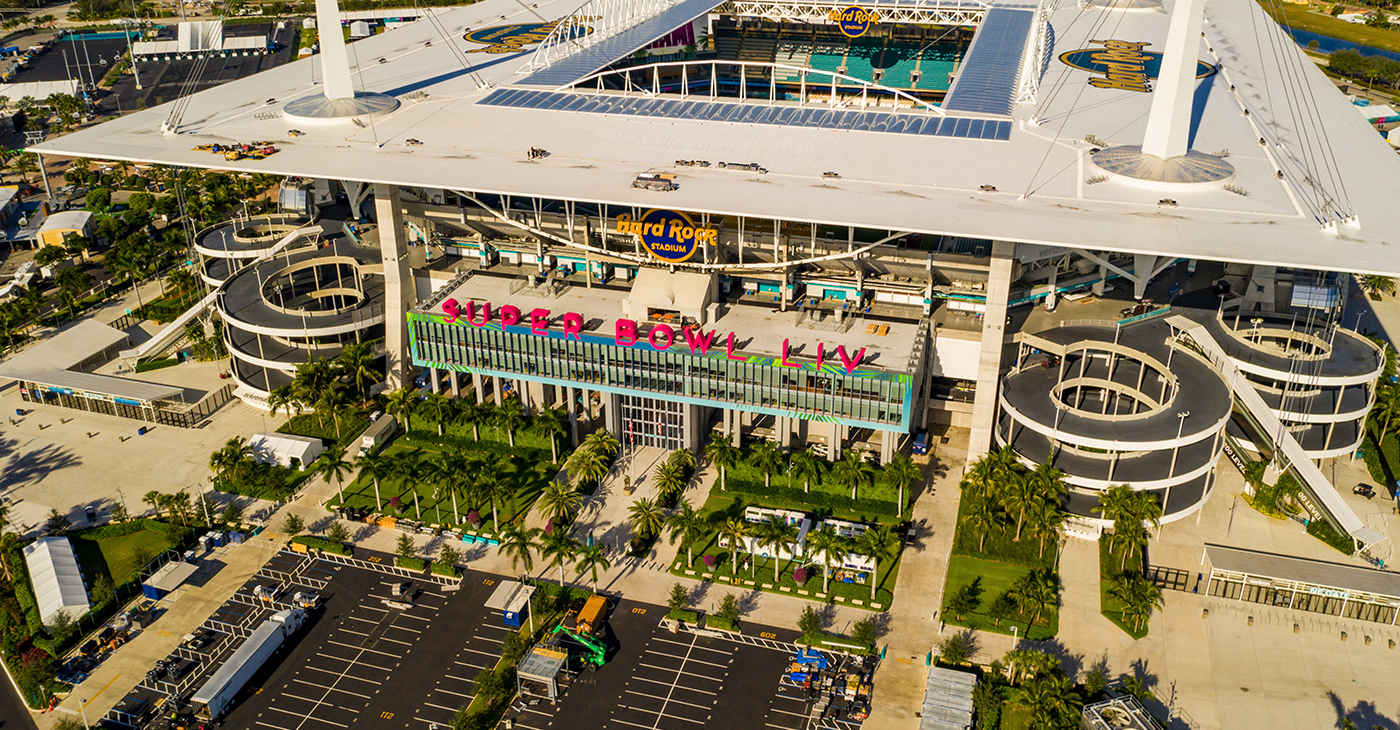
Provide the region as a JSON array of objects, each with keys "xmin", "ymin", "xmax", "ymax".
[
  {"xmin": 373, "ymin": 183, "xmax": 413, "ymax": 389},
  {"xmin": 1141, "ymin": 0, "xmax": 1207, "ymax": 160},
  {"xmin": 473, "ymin": 373, "xmax": 485, "ymax": 404},
  {"xmin": 967, "ymin": 241, "xmax": 1015, "ymax": 462},
  {"xmin": 450, "ymin": 370, "xmax": 460, "ymax": 398},
  {"xmin": 313, "ymin": 0, "xmax": 356, "ymax": 101}
]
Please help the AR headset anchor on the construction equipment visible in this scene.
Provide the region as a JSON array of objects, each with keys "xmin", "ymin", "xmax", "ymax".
[
  {"xmin": 194, "ymin": 142, "xmax": 279, "ymax": 160},
  {"xmin": 575, "ymin": 595, "xmax": 608, "ymax": 636},
  {"xmin": 547, "ymin": 624, "xmax": 605, "ymax": 667}
]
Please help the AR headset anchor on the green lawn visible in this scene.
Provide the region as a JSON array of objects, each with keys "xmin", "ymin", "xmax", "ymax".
[
  {"xmin": 69, "ymin": 527, "xmax": 175, "ymax": 586},
  {"xmin": 666, "ymin": 492, "xmax": 904, "ymax": 610},
  {"xmin": 401, "ymin": 414, "xmax": 561, "ymax": 465},
  {"xmin": 718, "ymin": 457, "xmax": 905, "ymax": 514},
  {"xmin": 940, "ymin": 555, "xmax": 1059, "ymax": 641},
  {"xmin": 1260, "ymin": 1, "xmax": 1400, "ymax": 55},
  {"xmin": 279, "ymin": 409, "xmax": 373, "ymax": 452},
  {"xmin": 328, "ymin": 441, "xmax": 558, "ymax": 532}
]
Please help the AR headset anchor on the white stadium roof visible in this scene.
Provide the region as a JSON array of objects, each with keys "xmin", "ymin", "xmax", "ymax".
[
  {"xmin": 28, "ymin": 0, "xmax": 1400, "ymax": 275},
  {"xmin": 23, "ymin": 537, "xmax": 90, "ymax": 625}
]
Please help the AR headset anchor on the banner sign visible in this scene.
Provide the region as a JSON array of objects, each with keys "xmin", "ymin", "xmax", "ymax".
[
  {"xmin": 438, "ymin": 298, "xmax": 871, "ymax": 374},
  {"xmin": 829, "ymin": 6, "xmax": 879, "ymax": 38},
  {"xmin": 615, "ymin": 210, "xmax": 715, "ymax": 264}
]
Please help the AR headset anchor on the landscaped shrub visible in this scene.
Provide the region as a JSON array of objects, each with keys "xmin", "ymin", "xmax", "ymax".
[
  {"xmin": 289, "ymin": 536, "xmax": 351, "ymax": 555},
  {"xmin": 793, "ymin": 567, "xmax": 809, "ymax": 584},
  {"xmin": 397, "ymin": 556, "xmax": 426, "ymax": 570},
  {"xmin": 135, "ymin": 358, "xmax": 180, "ymax": 373},
  {"xmin": 431, "ymin": 562, "xmax": 461, "ymax": 578}
]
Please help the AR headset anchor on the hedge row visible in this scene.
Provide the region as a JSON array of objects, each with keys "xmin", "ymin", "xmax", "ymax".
[
  {"xmin": 721, "ymin": 481, "xmax": 900, "ymax": 519},
  {"xmin": 431, "ymin": 561, "xmax": 461, "ymax": 578},
  {"xmin": 6, "ymin": 547, "xmax": 43, "ymax": 637},
  {"xmin": 1307, "ymin": 519, "xmax": 1353, "ymax": 555},
  {"xmin": 134, "ymin": 358, "xmax": 180, "ymax": 373},
  {"xmin": 397, "ymin": 556, "xmax": 426, "ymax": 570},
  {"xmin": 289, "ymin": 536, "xmax": 351, "ymax": 556}
]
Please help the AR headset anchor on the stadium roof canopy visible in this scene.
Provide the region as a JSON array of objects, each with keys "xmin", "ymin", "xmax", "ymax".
[{"xmin": 30, "ymin": 0, "xmax": 1400, "ymax": 275}]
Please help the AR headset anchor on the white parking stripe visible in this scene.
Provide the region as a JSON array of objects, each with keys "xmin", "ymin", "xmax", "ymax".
[
  {"xmin": 423, "ymin": 701, "xmax": 458, "ymax": 712},
  {"xmin": 631, "ymin": 677, "xmax": 717, "ymax": 695},
  {"xmin": 636, "ymin": 662, "xmax": 725, "ymax": 680},
  {"xmin": 454, "ymin": 660, "xmax": 487, "ymax": 670},
  {"xmin": 377, "ymin": 636, "xmax": 412, "ymax": 646},
  {"xmin": 338, "ymin": 629, "xmax": 371, "ymax": 637},
  {"xmin": 255, "ymin": 721, "xmax": 294, "ymax": 730},
  {"xmin": 434, "ymin": 688, "xmax": 472, "ymax": 698},
  {"xmin": 305, "ymin": 666, "xmax": 382, "ymax": 684},
  {"xmin": 612, "ymin": 719, "xmax": 659, "ymax": 730},
  {"xmin": 326, "ymin": 640, "xmax": 401, "ymax": 658},
  {"xmin": 644, "ymin": 650, "xmax": 728, "ymax": 669},
  {"xmin": 461, "ymin": 648, "xmax": 500, "ymax": 659},
  {"xmin": 625, "ymin": 690, "xmax": 710, "ymax": 710},
  {"xmin": 652, "ymin": 638, "xmax": 731, "ymax": 655},
  {"xmin": 347, "ymin": 616, "xmax": 379, "ymax": 624},
  {"xmin": 291, "ymin": 679, "xmax": 371, "ymax": 699},
  {"xmin": 265, "ymin": 706, "xmax": 348, "ymax": 727}
]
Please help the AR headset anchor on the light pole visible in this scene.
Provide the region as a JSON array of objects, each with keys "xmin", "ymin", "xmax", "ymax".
[{"xmin": 1170, "ymin": 411, "xmax": 1190, "ymax": 475}]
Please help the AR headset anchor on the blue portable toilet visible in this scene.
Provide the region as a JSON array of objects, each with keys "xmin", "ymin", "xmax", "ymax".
[
  {"xmin": 210, "ymin": 531, "xmax": 225, "ymax": 547},
  {"xmin": 229, "ymin": 531, "xmax": 245, "ymax": 544}
]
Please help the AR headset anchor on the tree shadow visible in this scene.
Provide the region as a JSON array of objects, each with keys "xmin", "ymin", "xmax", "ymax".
[
  {"xmin": 736, "ymin": 589, "xmax": 761, "ymax": 617},
  {"xmin": 688, "ymin": 581, "xmax": 710, "ymax": 608},
  {"xmin": 309, "ymin": 515, "xmax": 336, "ymax": 535},
  {"xmin": 1029, "ymin": 637, "xmax": 1084, "ymax": 684},
  {"xmin": 0, "ymin": 442, "xmax": 82, "ymax": 489},
  {"xmin": 1327, "ymin": 689, "xmax": 1399, "ymax": 730},
  {"xmin": 817, "ymin": 602, "xmax": 839, "ymax": 630}
]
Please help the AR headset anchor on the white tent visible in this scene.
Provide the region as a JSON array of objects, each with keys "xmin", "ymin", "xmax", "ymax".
[
  {"xmin": 23, "ymin": 537, "xmax": 90, "ymax": 625},
  {"xmin": 248, "ymin": 433, "xmax": 324, "ymax": 469}
]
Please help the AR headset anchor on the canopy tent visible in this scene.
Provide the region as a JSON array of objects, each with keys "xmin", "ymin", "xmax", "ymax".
[
  {"xmin": 248, "ymin": 433, "xmax": 323, "ymax": 469},
  {"xmin": 0, "ymin": 319, "xmax": 127, "ymax": 378},
  {"xmin": 23, "ymin": 537, "xmax": 90, "ymax": 625}
]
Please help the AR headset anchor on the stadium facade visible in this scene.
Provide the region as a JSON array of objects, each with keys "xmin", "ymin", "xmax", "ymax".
[{"xmin": 33, "ymin": 0, "xmax": 1400, "ymax": 543}]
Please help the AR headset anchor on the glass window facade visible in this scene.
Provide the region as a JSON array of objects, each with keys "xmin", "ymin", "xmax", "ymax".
[{"xmin": 410, "ymin": 314, "xmax": 912, "ymax": 429}]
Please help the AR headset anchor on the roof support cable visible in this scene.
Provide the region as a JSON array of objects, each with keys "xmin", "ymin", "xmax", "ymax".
[
  {"xmin": 1021, "ymin": 6, "xmax": 1132, "ymax": 198},
  {"xmin": 410, "ymin": 0, "xmax": 489, "ymax": 88}
]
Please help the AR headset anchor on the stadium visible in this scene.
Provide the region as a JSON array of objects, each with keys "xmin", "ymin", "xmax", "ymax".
[{"xmin": 30, "ymin": 0, "xmax": 1400, "ymax": 545}]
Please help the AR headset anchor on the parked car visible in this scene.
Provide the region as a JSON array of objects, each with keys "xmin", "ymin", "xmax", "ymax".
[{"xmin": 1354, "ymin": 484, "xmax": 1376, "ymax": 499}]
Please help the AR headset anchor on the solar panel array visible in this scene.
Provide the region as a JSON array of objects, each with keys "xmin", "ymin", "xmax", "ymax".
[
  {"xmin": 942, "ymin": 6, "xmax": 1035, "ymax": 116},
  {"xmin": 478, "ymin": 88, "xmax": 1013, "ymax": 141}
]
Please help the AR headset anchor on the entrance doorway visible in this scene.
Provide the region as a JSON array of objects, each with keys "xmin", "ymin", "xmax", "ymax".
[{"xmin": 621, "ymin": 396, "xmax": 686, "ymax": 450}]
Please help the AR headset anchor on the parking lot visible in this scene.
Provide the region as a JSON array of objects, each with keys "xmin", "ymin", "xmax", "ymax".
[{"xmin": 95, "ymin": 548, "xmax": 872, "ymax": 730}]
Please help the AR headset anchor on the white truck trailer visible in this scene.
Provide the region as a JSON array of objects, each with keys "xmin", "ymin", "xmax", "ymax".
[{"xmin": 191, "ymin": 608, "xmax": 306, "ymax": 720}]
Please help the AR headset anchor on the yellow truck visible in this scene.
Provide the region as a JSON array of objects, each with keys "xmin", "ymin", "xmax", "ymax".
[{"xmin": 576, "ymin": 595, "xmax": 608, "ymax": 635}]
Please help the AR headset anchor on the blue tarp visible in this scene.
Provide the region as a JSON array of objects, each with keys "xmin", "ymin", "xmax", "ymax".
[{"xmin": 793, "ymin": 648, "xmax": 827, "ymax": 668}]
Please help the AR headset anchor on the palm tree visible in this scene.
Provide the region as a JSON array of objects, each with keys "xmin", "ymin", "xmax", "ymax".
[
  {"xmin": 385, "ymin": 386, "xmax": 417, "ymax": 433},
  {"xmin": 566, "ymin": 446, "xmax": 609, "ymax": 488},
  {"xmin": 393, "ymin": 449, "xmax": 426, "ymax": 519},
  {"xmin": 1093, "ymin": 485, "xmax": 1137, "ymax": 555},
  {"xmin": 962, "ymin": 496, "xmax": 1000, "ymax": 552},
  {"xmin": 832, "ymin": 449, "xmax": 875, "ymax": 500},
  {"xmin": 454, "ymin": 400, "xmax": 485, "ymax": 441},
  {"xmin": 1007, "ymin": 673, "xmax": 1074, "ymax": 728},
  {"xmin": 421, "ymin": 392, "xmax": 453, "ymax": 436},
  {"xmin": 1024, "ymin": 499, "xmax": 1067, "ymax": 560},
  {"xmin": 209, "ymin": 437, "xmax": 253, "ymax": 484},
  {"xmin": 477, "ymin": 469, "xmax": 516, "ymax": 533},
  {"xmin": 854, "ymin": 524, "xmax": 897, "ymax": 601},
  {"xmin": 704, "ymin": 432, "xmax": 740, "ymax": 491},
  {"xmin": 882, "ymin": 453, "xmax": 922, "ymax": 513},
  {"xmin": 1109, "ymin": 572, "xmax": 1163, "ymax": 633},
  {"xmin": 166, "ymin": 268, "xmax": 197, "ymax": 308},
  {"xmin": 666, "ymin": 500, "xmax": 708, "ymax": 567},
  {"xmin": 1359, "ymin": 274, "xmax": 1398, "ymax": 300},
  {"xmin": 575, "ymin": 543, "xmax": 612, "ymax": 589},
  {"xmin": 267, "ymin": 385, "xmax": 298, "ymax": 420},
  {"xmin": 1002, "ymin": 472, "xmax": 1038, "ymax": 542},
  {"xmin": 537, "ymin": 480, "xmax": 583, "ymax": 525},
  {"xmin": 718, "ymin": 517, "xmax": 749, "ymax": 577},
  {"xmin": 313, "ymin": 445, "xmax": 355, "ymax": 506},
  {"xmin": 748, "ymin": 441, "xmax": 786, "ymax": 489},
  {"xmin": 540, "ymin": 531, "xmax": 580, "ymax": 586},
  {"xmin": 143, "ymin": 490, "xmax": 164, "ymax": 518},
  {"xmin": 500, "ymin": 523, "xmax": 542, "ymax": 574},
  {"xmin": 1011, "ymin": 570, "xmax": 1059, "ymax": 628},
  {"xmin": 583, "ymin": 430, "xmax": 619, "ymax": 458},
  {"xmin": 496, "ymin": 399, "xmax": 526, "ymax": 447},
  {"xmin": 531, "ymin": 407, "xmax": 569, "ymax": 462},
  {"xmin": 753, "ymin": 515, "xmax": 799, "ymax": 582},
  {"xmin": 356, "ymin": 449, "xmax": 394, "ymax": 511},
  {"xmin": 666, "ymin": 448, "xmax": 696, "ymax": 471},
  {"xmin": 337, "ymin": 341, "xmax": 380, "ymax": 399},
  {"xmin": 627, "ymin": 497, "xmax": 666, "ymax": 541},
  {"xmin": 653, "ymin": 459, "xmax": 688, "ymax": 501},
  {"xmin": 806, "ymin": 524, "xmax": 849, "ymax": 593},
  {"xmin": 790, "ymin": 447, "xmax": 824, "ymax": 494}
]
